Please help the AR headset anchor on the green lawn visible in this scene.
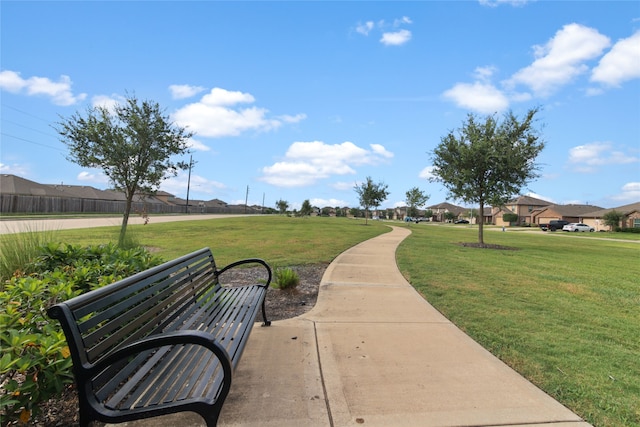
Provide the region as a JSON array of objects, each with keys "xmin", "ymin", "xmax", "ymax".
[
  {"xmin": 396, "ymin": 223, "xmax": 640, "ymax": 427},
  {"xmin": 42, "ymin": 215, "xmax": 390, "ymax": 266},
  {"xmin": 4, "ymin": 216, "xmax": 638, "ymax": 426}
]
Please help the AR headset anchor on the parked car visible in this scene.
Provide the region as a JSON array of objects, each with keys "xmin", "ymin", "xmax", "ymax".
[
  {"xmin": 562, "ymin": 223, "xmax": 595, "ymax": 232},
  {"xmin": 539, "ymin": 219, "xmax": 571, "ymax": 231},
  {"xmin": 454, "ymin": 219, "xmax": 469, "ymax": 224}
]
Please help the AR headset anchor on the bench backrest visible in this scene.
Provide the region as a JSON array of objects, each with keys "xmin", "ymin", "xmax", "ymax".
[{"xmin": 48, "ymin": 247, "xmax": 220, "ymax": 374}]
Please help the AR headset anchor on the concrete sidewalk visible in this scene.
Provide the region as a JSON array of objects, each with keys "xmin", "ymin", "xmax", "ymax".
[{"xmin": 116, "ymin": 226, "xmax": 591, "ymax": 427}]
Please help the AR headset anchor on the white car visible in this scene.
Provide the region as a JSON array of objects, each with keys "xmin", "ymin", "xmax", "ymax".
[{"xmin": 562, "ymin": 223, "xmax": 595, "ymax": 232}]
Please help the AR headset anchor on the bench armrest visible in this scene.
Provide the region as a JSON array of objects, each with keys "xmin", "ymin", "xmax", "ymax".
[
  {"xmin": 87, "ymin": 330, "xmax": 233, "ymax": 382},
  {"xmin": 216, "ymin": 258, "xmax": 272, "ymax": 289}
]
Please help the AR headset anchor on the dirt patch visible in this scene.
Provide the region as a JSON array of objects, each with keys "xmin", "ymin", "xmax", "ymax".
[
  {"xmin": 28, "ymin": 264, "xmax": 325, "ymax": 427},
  {"xmin": 458, "ymin": 242, "xmax": 520, "ymax": 250}
]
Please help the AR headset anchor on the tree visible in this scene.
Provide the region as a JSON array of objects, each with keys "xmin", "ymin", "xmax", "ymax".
[
  {"xmin": 603, "ymin": 210, "xmax": 625, "ymax": 231},
  {"xmin": 430, "ymin": 108, "xmax": 544, "ymax": 245},
  {"xmin": 299, "ymin": 199, "xmax": 313, "ymax": 217},
  {"xmin": 503, "ymin": 213, "xmax": 519, "ymax": 225},
  {"xmin": 276, "ymin": 199, "xmax": 289, "ymax": 215},
  {"xmin": 354, "ymin": 176, "xmax": 389, "ymax": 225},
  {"xmin": 405, "ymin": 187, "xmax": 430, "ymax": 218},
  {"xmin": 56, "ymin": 95, "xmax": 193, "ymax": 246},
  {"xmin": 444, "ymin": 211, "xmax": 457, "ymax": 223}
]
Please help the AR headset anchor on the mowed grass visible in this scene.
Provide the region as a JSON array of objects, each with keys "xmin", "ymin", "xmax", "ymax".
[
  {"xmin": 4, "ymin": 216, "xmax": 638, "ymax": 425},
  {"xmin": 396, "ymin": 224, "xmax": 640, "ymax": 427},
  {"xmin": 39, "ymin": 215, "xmax": 390, "ymax": 266}
]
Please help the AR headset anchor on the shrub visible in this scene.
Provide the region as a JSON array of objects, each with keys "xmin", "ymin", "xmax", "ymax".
[
  {"xmin": 0, "ymin": 243, "xmax": 163, "ymax": 425},
  {"xmin": 272, "ymin": 267, "xmax": 300, "ymax": 290}
]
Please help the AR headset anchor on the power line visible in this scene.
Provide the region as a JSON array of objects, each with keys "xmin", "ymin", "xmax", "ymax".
[
  {"xmin": 1, "ymin": 104, "xmax": 54, "ymax": 123},
  {"xmin": 0, "ymin": 132, "xmax": 65, "ymax": 152},
  {"xmin": 2, "ymin": 118, "xmax": 58, "ymax": 138}
]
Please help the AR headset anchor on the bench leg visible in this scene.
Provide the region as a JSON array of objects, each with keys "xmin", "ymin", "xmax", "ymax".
[{"xmin": 261, "ymin": 299, "xmax": 271, "ymax": 326}]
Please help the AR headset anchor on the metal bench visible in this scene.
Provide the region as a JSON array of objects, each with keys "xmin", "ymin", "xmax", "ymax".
[{"xmin": 47, "ymin": 247, "xmax": 271, "ymax": 427}]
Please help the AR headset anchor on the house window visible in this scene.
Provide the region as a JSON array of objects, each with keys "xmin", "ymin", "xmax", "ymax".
[
  {"xmin": 633, "ymin": 218, "xmax": 640, "ymax": 228},
  {"xmin": 528, "ymin": 206, "xmax": 533, "ymax": 213}
]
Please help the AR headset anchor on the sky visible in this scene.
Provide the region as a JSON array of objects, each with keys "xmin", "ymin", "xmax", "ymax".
[{"xmin": 1, "ymin": 0, "xmax": 639, "ymax": 211}]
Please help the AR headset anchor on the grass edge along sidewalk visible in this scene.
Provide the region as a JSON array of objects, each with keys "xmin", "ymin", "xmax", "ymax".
[{"xmin": 396, "ymin": 224, "xmax": 639, "ymax": 427}]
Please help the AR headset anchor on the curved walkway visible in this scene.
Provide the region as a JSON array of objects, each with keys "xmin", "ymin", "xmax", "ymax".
[{"xmin": 114, "ymin": 226, "xmax": 592, "ymax": 427}]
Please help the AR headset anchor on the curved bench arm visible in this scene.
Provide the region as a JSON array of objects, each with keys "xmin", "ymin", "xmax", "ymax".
[{"xmin": 216, "ymin": 258, "xmax": 272, "ymax": 289}]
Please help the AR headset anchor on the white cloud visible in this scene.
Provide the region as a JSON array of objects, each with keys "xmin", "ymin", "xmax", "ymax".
[
  {"xmin": 567, "ymin": 141, "xmax": 639, "ymax": 172},
  {"xmin": 419, "ymin": 166, "xmax": 436, "ymax": 180},
  {"xmin": 91, "ymin": 94, "xmax": 126, "ymax": 112},
  {"xmin": 370, "ymin": 143, "xmax": 394, "ymax": 159},
  {"xmin": 172, "ymin": 88, "xmax": 303, "ymax": 138},
  {"xmin": 356, "ymin": 21, "xmax": 374, "ymax": 36},
  {"xmin": 77, "ymin": 171, "xmax": 109, "ymax": 184},
  {"xmin": 355, "ymin": 17, "xmax": 412, "ymax": 46},
  {"xmin": 0, "ymin": 162, "xmax": 29, "ymax": 176},
  {"xmin": 380, "ymin": 29, "xmax": 412, "ymax": 46},
  {"xmin": 394, "ymin": 16, "xmax": 412, "ymax": 26},
  {"xmin": 0, "ymin": 70, "xmax": 86, "ymax": 106},
  {"xmin": 442, "ymin": 81, "xmax": 509, "ymax": 114},
  {"xmin": 507, "ymin": 23, "xmax": 611, "ymax": 97},
  {"xmin": 169, "ymin": 84, "xmax": 206, "ymax": 99},
  {"xmin": 610, "ymin": 182, "xmax": 640, "ymax": 202},
  {"xmin": 186, "ymin": 137, "xmax": 210, "ymax": 152},
  {"xmin": 591, "ymin": 31, "xmax": 640, "ymax": 87},
  {"xmin": 331, "ymin": 181, "xmax": 356, "ymax": 191},
  {"xmin": 478, "ymin": 0, "xmax": 531, "ymax": 7},
  {"xmin": 260, "ymin": 141, "xmax": 394, "ymax": 188},
  {"xmin": 160, "ymin": 171, "xmax": 226, "ymax": 198},
  {"xmin": 278, "ymin": 113, "xmax": 307, "ymax": 123}
]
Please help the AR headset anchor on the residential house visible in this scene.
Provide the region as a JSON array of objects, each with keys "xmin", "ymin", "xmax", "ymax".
[
  {"xmin": 531, "ymin": 203, "xmax": 605, "ymax": 228},
  {"xmin": 427, "ymin": 202, "xmax": 466, "ymax": 222},
  {"xmin": 493, "ymin": 195, "xmax": 553, "ymax": 226},
  {"xmin": 579, "ymin": 202, "xmax": 640, "ymax": 231}
]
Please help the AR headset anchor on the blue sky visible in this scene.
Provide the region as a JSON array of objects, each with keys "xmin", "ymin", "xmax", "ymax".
[{"xmin": 1, "ymin": 1, "xmax": 639, "ymax": 211}]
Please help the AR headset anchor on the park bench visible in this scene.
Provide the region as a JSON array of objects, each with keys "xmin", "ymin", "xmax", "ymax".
[{"xmin": 47, "ymin": 247, "xmax": 272, "ymax": 427}]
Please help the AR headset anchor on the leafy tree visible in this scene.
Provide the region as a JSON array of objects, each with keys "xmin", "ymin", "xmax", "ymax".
[
  {"xmin": 444, "ymin": 211, "xmax": 457, "ymax": 222},
  {"xmin": 56, "ymin": 95, "xmax": 192, "ymax": 246},
  {"xmin": 276, "ymin": 199, "xmax": 289, "ymax": 214},
  {"xmin": 423, "ymin": 209, "xmax": 433, "ymax": 221},
  {"xmin": 405, "ymin": 187, "xmax": 430, "ymax": 218},
  {"xmin": 603, "ymin": 210, "xmax": 625, "ymax": 231},
  {"xmin": 350, "ymin": 207, "xmax": 361, "ymax": 217},
  {"xmin": 430, "ymin": 108, "xmax": 544, "ymax": 245},
  {"xmin": 354, "ymin": 176, "xmax": 389, "ymax": 225},
  {"xmin": 299, "ymin": 199, "xmax": 313, "ymax": 217},
  {"xmin": 503, "ymin": 213, "xmax": 519, "ymax": 224}
]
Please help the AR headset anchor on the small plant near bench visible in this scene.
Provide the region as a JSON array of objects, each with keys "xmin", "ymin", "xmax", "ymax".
[{"xmin": 272, "ymin": 267, "xmax": 300, "ymax": 290}]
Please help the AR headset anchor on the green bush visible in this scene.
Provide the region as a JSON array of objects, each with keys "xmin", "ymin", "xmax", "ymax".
[
  {"xmin": 272, "ymin": 267, "xmax": 300, "ymax": 290},
  {"xmin": 0, "ymin": 243, "xmax": 163, "ymax": 425},
  {"xmin": 620, "ymin": 227, "xmax": 640, "ymax": 233}
]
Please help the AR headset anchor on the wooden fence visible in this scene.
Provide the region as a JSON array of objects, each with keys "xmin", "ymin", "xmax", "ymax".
[{"xmin": 0, "ymin": 194, "xmax": 257, "ymax": 215}]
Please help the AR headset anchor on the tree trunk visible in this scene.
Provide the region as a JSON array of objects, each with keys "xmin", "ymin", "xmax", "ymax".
[
  {"xmin": 119, "ymin": 195, "xmax": 133, "ymax": 247},
  {"xmin": 478, "ymin": 200, "xmax": 485, "ymax": 245}
]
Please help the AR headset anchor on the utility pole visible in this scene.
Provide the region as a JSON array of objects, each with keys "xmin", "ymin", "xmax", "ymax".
[
  {"xmin": 185, "ymin": 155, "xmax": 193, "ymax": 214},
  {"xmin": 262, "ymin": 192, "xmax": 265, "ymax": 214},
  {"xmin": 245, "ymin": 185, "xmax": 249, "ymax": 214}
]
